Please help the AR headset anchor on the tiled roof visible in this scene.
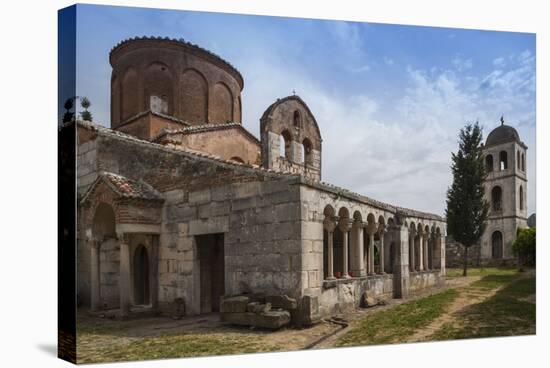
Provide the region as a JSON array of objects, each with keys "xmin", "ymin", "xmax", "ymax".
[
  {"xmin": 152, "ymin": 122, "xmax": 260, "ymax": 145},
  {"xmin": 117, "ymin": 110, "xmax": 190, "ymax": 130},
  {"xmin": 102, "ymin": 172, "xmax": 163, "ymax": 200},
  {"xmin": 75, "ymin": 121, "xmax": 443, "ymax": 222},
  {"xmin": 81, "ymin": 170, "xmax": 163, "ymax": 204}
]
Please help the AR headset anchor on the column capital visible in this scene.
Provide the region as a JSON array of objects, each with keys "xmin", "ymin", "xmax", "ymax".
[
  {"xmin": 116, "ymin": 231, "xmax": 131, "ymax": 244},
  {"xmin": 338, "ymin": 218, "xmax": 353, "ymax": 232},
  {"xmin": 366, "ymin": 222, "xmax": 379, "ymax": 235},
  {"xmin": 323, "ymin": 216, "xmax": 338, "ymax": 232}
]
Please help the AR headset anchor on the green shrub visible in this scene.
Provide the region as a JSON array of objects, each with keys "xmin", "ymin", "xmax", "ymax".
[{"xmin": 512, "ymin": 227, "xmax": 536, "ymax": 266}]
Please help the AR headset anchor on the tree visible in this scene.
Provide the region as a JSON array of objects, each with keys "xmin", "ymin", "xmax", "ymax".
[
  {"xmin": 446, "ymin": 122, "xmax": 489, "ymax": 276},
  {"xmin": 62, "ymin": 97, "xmax": 75, "ymax": 124},
  {"xmin": 80, "ymin": 96, "xmax": 93, "ymax": 122},
  {"xmin": 512, "ymin": 227, "xmax": 536, "ymax": 267}
]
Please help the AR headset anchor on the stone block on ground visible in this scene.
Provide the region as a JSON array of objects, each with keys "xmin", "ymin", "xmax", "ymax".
[
  {"xmin": 220, "ymin": 296, "xmax": 249, "ymax": 313},
  {"xmin": 361, "ymin": 293, "xmax": 379, "ymax": 308},
  {"xmin": 246, "ymin": 302, "xmax": 271, "ymax": 314},
  {"xmin": 255, "ymin": 310, "xmax": 291, "ymax": 329},
  {"xmin": 265, "ymin": 295, "xmax": 297, "ymax": 310}
]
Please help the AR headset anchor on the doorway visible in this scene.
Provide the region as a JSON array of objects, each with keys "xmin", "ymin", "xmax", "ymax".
[
  {"xmin": 133, "ymin": 245, "xmax": 150, "ymax": 305},
  {"xmin": 196, "ymin": 233, "xmax": 225, "ymax": 313}
]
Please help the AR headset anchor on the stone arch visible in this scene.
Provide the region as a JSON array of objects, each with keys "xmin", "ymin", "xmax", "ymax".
[
  {"xmin": 485, "ymin": 154, "xmax": 494, "ymax": 172},
  {"xmin": 302, "ymin": 137, "xmax": 313, "ymax": 165},
  {"xmin": 133, "ymin": 244, "xmax": 150, "ymax": 305},
  {"xmin": 491, "ymin": 231, "xmax": 503, "ymax": 259},
  {"xmin": 143, "ymin": 61, "xmax": 174, "ymax": 115},
  {"xmin": 279, "ymin": 129, "xmax": 292, "ymax": 159},
  {"xmin": 492, "ymin": 186, "xmax": 503, "ymax": 211},
  {"xmin": 211, "ymin": 82, "xmax": 233, "ymax": 123},
  {"xmin": 92, "ymin": 202, "xmax": 116, "ymax": 240},
  {"xmin": 499, "ymin": 150, "xmax": 508, "ymax": 170},
  {"xmin": 121, "ymin": 67, "xmax": 139, "ymax": 121},
  {"xmin": 180, "ymin": 68, "xmax": 208, "ymax": 123}
]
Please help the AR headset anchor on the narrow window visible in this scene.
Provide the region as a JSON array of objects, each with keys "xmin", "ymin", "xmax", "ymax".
[
  {"xmin": 492, "ymin": 186, "xmax": 502, "ymax": 211},
  {"xmin": 517, "ymin": 151, "xmax": 521, "ymax": 169},
  {"xmin": 485, "ymin": 154, "xmax": 493, "ymax": 172},
  {"xmin": 303, "ymin": 138, "xmax": 313, "ymax": 166},
  {"xmin": 280, "ymin": 130, "xmax": 292, "ymax": 160},
  {"xmin": 521, "ymin": 153, "xmax": 525, "ymax": 172},
  {"xmin": 499, "ymin": 151, "xmax": 508, "ymax": 171},
  {"xmin": 293, "ymin": 110, "xmax": 301, "ymax": 128}
]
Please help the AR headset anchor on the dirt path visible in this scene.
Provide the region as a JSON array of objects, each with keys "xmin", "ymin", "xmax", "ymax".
[
  {"xmin": 403, "ymin": 282, "xmax": 499, "ymax": 342},
  {"xmin": 311, "ymin": 275, "xmax": 481, "ymax": 349}
]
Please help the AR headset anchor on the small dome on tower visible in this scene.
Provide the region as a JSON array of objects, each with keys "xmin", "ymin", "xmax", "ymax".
[{"xmin": 485, "ymin": 117, "xmax": 521, "ymax": 147}]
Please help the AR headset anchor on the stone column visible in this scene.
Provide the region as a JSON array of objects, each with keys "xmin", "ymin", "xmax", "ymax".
[
  {"xmin": 423, "ymin": 233, "xmax": 429, "ymax": 271},
  {"xmin": 409, "ymin": 230, "xmax": 416, "ymax": 272},
  {"xmin": 119, "ymin": 233, "xmax": 131, "ymax": 317},
  {"xmin": 150, "ymin": 234, "xmax": 159, "ymax": 310},
  {"xmin": 90, "ymin": 238, "xmax": 101, "ymax": 311},
  {"xmin": 323, "ymin": 217, "xmax": 337, "ymax": 280},
  {"xmin": 391, "ymin": 223, "xmax": 410, "ymax": 298},
  {"xmin": 439, "ymin": 233, "xmax": 446, "ymax": 275},
  {"xmin": 350, "ymin": 221, "xmax": 366, "ymax": 276},
  {"xmin": 417, "ymin": 232, "xmax": 424, "ymax": 271},
  {"xmin": 379, "ymin": 227, "xmax": 386, "ymax": 274},
  {"xmin": 340, "ymin": 219, "xmax": 353, "ymax": 279},
  {"xmin": 366, "ymin": 222, "xmax": 378, "ymax": 275}
]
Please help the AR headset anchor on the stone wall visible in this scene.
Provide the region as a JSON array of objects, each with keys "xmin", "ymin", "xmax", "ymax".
[
  {"xmin": 318, "ymin": 275, "xmax": 393, "ymax": 316},
  {"xmin": 408, "ymin": 271, "xmax": 444, "ymax": 293}
]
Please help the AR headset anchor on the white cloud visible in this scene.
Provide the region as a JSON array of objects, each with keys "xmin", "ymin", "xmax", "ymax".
[
  {"xmin": 493, "ymin": 57, "xmax": 505, "ymax": 67},
  {"xmin": 452, "ymin": 57, "xmax": 473, "ymax": 71},
  {"xmin": 384, "ymin": 57, "xmax": 394, "ymax": 66},
  {"xmin": 238, "ymin": 51, "xmax": 535, "ymax": 216}
]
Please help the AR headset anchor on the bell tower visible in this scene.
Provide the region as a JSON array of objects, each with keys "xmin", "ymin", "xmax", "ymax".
[{"xmin": 480, "ymin": 117, "xmax": 528, "ymax": 262}]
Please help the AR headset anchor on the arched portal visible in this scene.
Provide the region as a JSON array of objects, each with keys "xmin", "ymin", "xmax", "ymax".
[
  {"xmin": 491, "ymin": 231, "xmax": 503, "ymax": 259},
  {"xmin": 133, "ymin": 245, "xmax": 150, "ymax": 305}
]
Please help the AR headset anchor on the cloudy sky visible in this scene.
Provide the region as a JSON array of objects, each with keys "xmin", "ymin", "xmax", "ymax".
[{"xmin": 71, "ymin": 4, "xmax": 536, "ymax": 216}]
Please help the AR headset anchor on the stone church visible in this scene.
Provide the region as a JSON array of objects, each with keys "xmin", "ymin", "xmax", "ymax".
[
  {"xmin": 74, "ymin": 37, "xmax": 446, "ymax": 324},
  {"xmin": 446, "ymin": 119, "xmax": 529, "ymax": 266}
]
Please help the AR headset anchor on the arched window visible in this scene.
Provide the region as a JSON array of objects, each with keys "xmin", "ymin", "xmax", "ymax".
[
  {"xmin": 229, "ymin": 156, "xmax": 244, "ymax": 164},
  {"xmin": 517, "ymin": 151, "xmax": 521, "ymax": 169},
  {"xmin": 492, "ymin": 186, "xmax": 502, "ymax": 211},
  {"xmin": 302, "ymin": 138, "xmax": 313, "ymax": 166},
  {"xmin": 485, "ymin": 154, "xmax": 494, "ymax": 172},
  {"xmin": 491, "ymin": 231, "xmax": 503, "ymax": 259},
  {"xmin": 279, "ymin": 130, "xmax": 292, "ymax": 160},
  {"xmin": 519, "ymin": 185, "xmax": 524, "ymax": 210},
  {"xmin": 499, "ymin": 151, "xmax": 508, "ymax": 170},
  {"xmin": 521, "ymin": 153, "xmax": 525, "ymax": 172},
  {"xmin": 293, "ymin": 110, "xmax": 301, "ymax": 128}
]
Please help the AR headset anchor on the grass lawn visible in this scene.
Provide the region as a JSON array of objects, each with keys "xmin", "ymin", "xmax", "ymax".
[
  {"xmin": 336, "ymin": 267, "xmax": 535, "ymax": 347},
  {"xmin": 336, "ymin": 288, "xmax": 459, "ymax": 347},
  {"xmin": 76, "ymin": 317, "xmax": 283, "ymax": 364},
  {"xmin": 445, "ymin": 267, "xmax": 518, "ymax": 278}
]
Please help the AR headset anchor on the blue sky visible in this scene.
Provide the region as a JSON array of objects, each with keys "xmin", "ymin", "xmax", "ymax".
[{"xmin": 71, "ymin": 4, "xmax": 536, "ymax": 215}]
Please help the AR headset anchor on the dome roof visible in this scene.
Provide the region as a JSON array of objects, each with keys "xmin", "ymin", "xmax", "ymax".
[{"xmin": 485, "ymin": 121, "xmax": 521, "ymax": 147}]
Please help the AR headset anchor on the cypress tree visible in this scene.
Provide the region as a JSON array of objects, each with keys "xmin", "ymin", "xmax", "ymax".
[{"xmin": 445, "ymin": 122, "xmax": 489, "ymax": 276}]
